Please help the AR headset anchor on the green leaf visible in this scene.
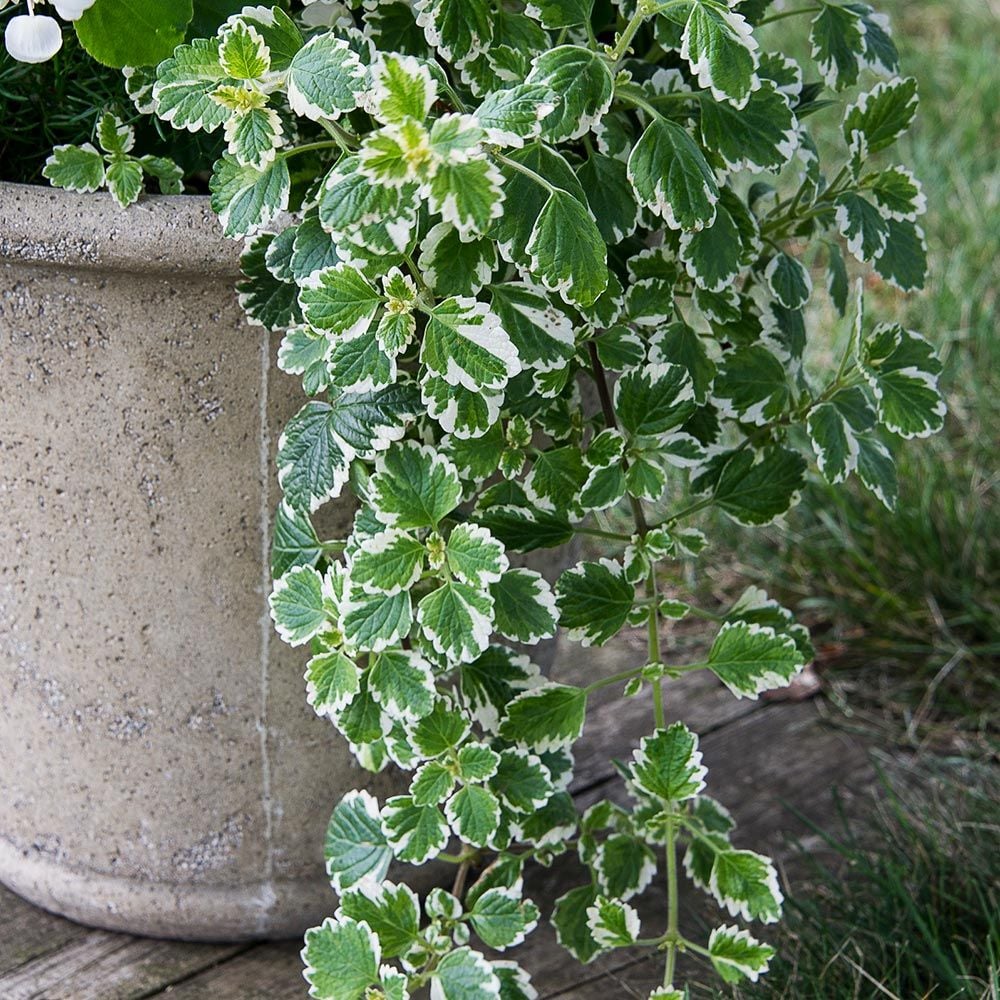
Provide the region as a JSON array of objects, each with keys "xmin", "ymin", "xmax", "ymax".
[
  {"xmin": 490, "ymin": 748, "xmax": 554, "ymax": 813},
  {"xmin": 421, "ymin": 297, "xmax": 521, "ymax": 392},
  {"xmin": 861, "ymin": 324, "xmax": 944, "ymax": 438},
  {"xmin": 556, "ymin": 560, "xmax": 634, "ymax": 647},
  {"xmin": 810, "ymin": 2, "xmax": 864, "ymax": 89},
  {"xmin": 594, "ymin": 833, "xmax": 657, "ymax": 901},
  {"xmin": 710, "ymin": 848, "xmax": 783, "ymax": 923},
  {"xmin": 152, "ymin": 37, "xmax": 229, "ymax": 132},
  {"xmin": 300, "ymin": 264, "xmax": 382, "ymax": 339},
  {"xmin": 421, "ymin": 224, "xmax": 497, "ymax": 298},
  {"xmin": 209, "ymin": 153, "xmax": 289, "ymax": 239},
  {"xmin": 475, "ymin": 83, "xmax": 556, "ymax": 146},
  {"xmin": 499, "ymin": 683, "xmax": 586, "ymax": 752},
  {"xmin": 368, "ymin": 648, "xmax": 436, "ymax": 721},
  {"xmin": 418, "ymin": 579, "xmax": 495, "ymax": 663},
  {"xmin": 447, "ymin": 523, "xmax": 508, "ymax": 588},
  {"xmin": 427, "ymin": 153, "xmax": 506, "ymax": 238},
  {"xmin": 239, "ymin": 236, "xmax": 302, "ymax": 331},
  {"xmin": 350, "ymin": 529, "xmax": 425, "ymax": 595},
  {"xmin": 577, "ymin": 151, "xmax": 640, "ymax": 245},
  {"xmin": 269, "ymin": 566, "xmax": 328, "ymax": 646},
  {"xmin": 627, "ymin": 118, "xmax": 719, "ymax": 231},
  {"xmin": 277, "ymin": 386, "xmax": 419, "ymax": 513},
  {"xmin": 552, "ymin": 884, "xmax": 601, "ymax": 964},
  {"xmin": 460, "ymin": 646, "xmax": 542, "ymax": 732},
  {"xmin": 457, "ymin": 743, "xmax": 501, "ymax": 781},
  {"xmin": 218, "ymin": 20, "xmax": 269, "ymax": 80},
  {"xmin": 306, "ymin": 649, "xmax": 358, "ymax": 719},
  {"xmin": 489, "ymin": 282, "xmax": 575, "ymax": 378},
  {"xmin": 706, "ymin": 621, "xmax": 805, "ymax": 698},
  {"xmin": 414, "ymin": 0, "xmax": 492, "ymax": 65},
  {"xmin": 856, "ymin": 434, "xmax": 898, "ymax": 510},
  {"xmin": 75, "ymin": 0, "xmax": 192, "ymax": 69},
  {"xmin": 341, "ymin": 588, "xmax": 413, "ymax": 654},
  {"xmin": 228, "ymin": 6, "xmax": 303, "ymax": 70},
  {"xmin": 524, "ymin": 445, "xmax": 587, "ymax": 514},
  {"xmin": 470, "ymin": 888, "xmax": 540, "ymax": 949},
  {"xmin": 370, "ymin": 441, "xmax": 462, "ymax": 529},
  {"xmin": 629, "ymin": 722, "xmax": 707, "ymax": 803},
  {"xmin": 698, "ymin": 445, "xmax": 806, "ymax": 525},
  {"xmin": 491, "ymin": 144, "xmax": 585, "ymax": 269},
  {"xmin": 525, "ymin": 188, "xmax": 609, "ymax": 308},
  {"xmin": 446, "ymin": 783, "xmax": 501, "ymax": 847},
  {"xmin": 615, "ymin": 363, "xmax": 696, "ymax": 438},
  {"xmin": 699, "ymin": 81, "xmax": 797, "ymax": 173},
  {"xmin": 474, "ymin": 504, "xmax": 573, "ymax": 552},
  {"xmin": 835, "ymin": 191, "xmax": 890, "ymax": 263},
  {"xmin": 807, "ymin": 400, "xmax": 857, "ymax": 484},
  {"xmin": 339, "ymin": 881, "xmax": 421, "ymax": 959},
  {"xmin": 708, "ymin": 925, "xmax": 776, "ymax": 984},
  {"xmin": 869, "ymin": 166, "xmax": 925, "ymax": 222},
  {"xmin": 489, "ymin": 569, "xmax": 558, "ymax": 646},
  {"xmin": 271, "ymin": 501, "xmax": 323, "ymax": 577},
  {"xmin": 381, "ymin": 795, "xmax": 449, "ymax": 864},
  {"xmin": 649, "ymin": 322, "xmax": 716, "ymax": 404},
  {"xmin": 302, "ymin": 915, "xmax": 380, "ymax": 1000},
  {"xmin": 678, "ymin": 203, "xmax": 744, "ymax": 293},
  {"xmin": 324, "ymin": 789, "xmax": 393, "ymax": 892},
  {"xmin": 42, "ymin": 144, "xmax": 106, "ymax": 194},
  {"xmin": 525, "ymin": 0, "xmax": 593, "ymax": 28},
  {"xmin": 431, "ymin": 947, "xmax": 501, "ymax": 1000},
  {"xmin": 586, "ymin": 896, "xmax": 640, "ymax": 949},
  {"xmin": 287, "ymin": 32, "xmax": 365, "ymax": 121},
  {"xmin": 409, "ymin": 701, "xmax": 471, "ymax": 757},
  {"xmin": 873, "ymin": 218, "xmax": 927, "ymax": 291},
  {"xmin": 843, "ymin": 76, "xmax": 918, "ymax": 155},
  {"xmin": 369, "ymin": 52, "xmax": 437, "ymax": 124},
  {"xmin": 412, "ymin": 761, "xmax": 456, "ymax": 806},
  {"xmin": 222, "ymin": 104, "xmax": 284, "ymax": 171},
  {"xmin": 713, "ymin": 344, "xmax": 791, "ymax": 427},
  {"xmin": 527, "ymin": 45, "xmax": 614, "ymax": 142},
  {"xmin": 680, "ymin": 2, "xmax": 759, "ymax": 108},
  {"xmin": 765, "ymin": 252, "xmax": 812, "ymax": 310}
]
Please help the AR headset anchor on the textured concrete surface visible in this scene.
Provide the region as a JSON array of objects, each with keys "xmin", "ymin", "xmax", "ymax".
[{"xmin": 0, "ymin": 184, "xmax": 415, "ymax": 941}]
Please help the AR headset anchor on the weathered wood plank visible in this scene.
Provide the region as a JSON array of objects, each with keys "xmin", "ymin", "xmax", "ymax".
[
  {"xmin": 151, "ymin": 942, "xmax": 304, "ymax": 999},
  {"xmin": 0, "ymin": 882, "xmax": 90, "ymax": 976},
  {"xmin": 0, "ymin": 928, "xmax": 245, "ymax": 1000}
]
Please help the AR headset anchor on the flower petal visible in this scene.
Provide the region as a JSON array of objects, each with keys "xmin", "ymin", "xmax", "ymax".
[{"xmin": 5, "ymin": 14, "xmax": 63, "ymax": 63}]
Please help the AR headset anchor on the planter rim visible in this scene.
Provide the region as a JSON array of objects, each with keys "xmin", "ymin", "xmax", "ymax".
[{"xmin": 0, "ymin": 181, "xmax": 242, "ymax": 277}]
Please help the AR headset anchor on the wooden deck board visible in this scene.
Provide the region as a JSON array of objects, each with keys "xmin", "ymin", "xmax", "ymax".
[{"xmin": 0, "ymin": 634, "xmax": 873, "ymax": 998}]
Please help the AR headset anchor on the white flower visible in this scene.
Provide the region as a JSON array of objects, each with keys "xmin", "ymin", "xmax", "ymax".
[
  {"xmin": 52, "ymin": 0, "xmax": 96, "ymax": 20},
  {"xmin": 4, "ymin": 12, "xmax": 62, "ymax": 62}
]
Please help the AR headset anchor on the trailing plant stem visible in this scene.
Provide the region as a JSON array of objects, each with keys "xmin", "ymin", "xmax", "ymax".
[{"xmin": 664, "ymin": 813, "xmax": 680, "ymax": 987}]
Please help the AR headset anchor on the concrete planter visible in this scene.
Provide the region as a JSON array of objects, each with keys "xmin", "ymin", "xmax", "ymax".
[{"xmin": 0, "ymin": 183, "xmax": 567, "ymax": 942}]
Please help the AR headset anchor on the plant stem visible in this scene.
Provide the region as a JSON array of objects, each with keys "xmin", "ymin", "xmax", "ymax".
[
  {"xmin": 452, "ymin": 858, "xmax": 471, "ymax": 900},
  {"xmin": 585, "ymin": 665, "xmax": 644, "ymax": 694},
  {"xmin": 282, "ymin": 140, "xmax": 340, "ymax": 159},
  {"xmin": 492, "ymin": 150, "xmax": 558, "ymax": 194},
  {"xmin": 757, "ymin": 4, "xmax": 822, "ymax": 25},
  {"xmin": 647, "ymin": 569, "xmax": 664, "ymax": 728},
  {"xmin": 664, "ymin": 814, "xmax": 679, "ymax": 987}
]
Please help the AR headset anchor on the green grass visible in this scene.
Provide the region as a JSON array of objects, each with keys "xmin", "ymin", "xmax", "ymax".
[
  {"xmin": 704, "ymin": 0, "xmax": 1000, "ymax": 754},
  {"xmin": 697, "ymin": 758, "xmax": 1000, "ymax": 1000}
]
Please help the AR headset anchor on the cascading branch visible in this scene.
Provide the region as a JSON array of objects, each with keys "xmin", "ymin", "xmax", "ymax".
[{"xmin": 46, "ymin": 0, "xmax": 943, "ymax": 995}]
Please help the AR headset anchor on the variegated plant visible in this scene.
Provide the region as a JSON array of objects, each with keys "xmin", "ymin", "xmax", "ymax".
[{"xmin": 44, "ymin": 1, "xmax": 943, "ymax": 996}]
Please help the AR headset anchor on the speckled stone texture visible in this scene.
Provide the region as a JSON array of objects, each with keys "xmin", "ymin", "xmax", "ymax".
[{"xmin": 0, "ymin": 183, "xmax": 428, "ymax": 942}]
